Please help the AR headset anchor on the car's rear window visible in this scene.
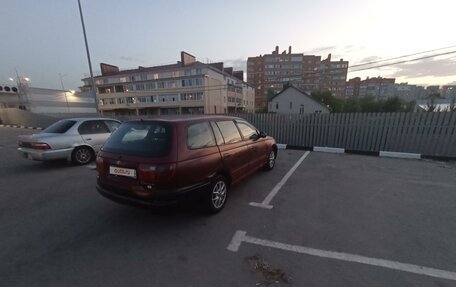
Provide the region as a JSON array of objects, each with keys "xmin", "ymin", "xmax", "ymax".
[
  {"xmin": 43, "ymin": 120, "xmax": 76, "ymax": 133},
  {"xmin": 102, "ymin": 121, "xmax": 172, "ymax": 157}
]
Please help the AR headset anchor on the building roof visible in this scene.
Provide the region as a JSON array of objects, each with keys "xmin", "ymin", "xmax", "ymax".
[{"xmin": 268, "ymin": 85, "xmax": 330, "ymax": 112}]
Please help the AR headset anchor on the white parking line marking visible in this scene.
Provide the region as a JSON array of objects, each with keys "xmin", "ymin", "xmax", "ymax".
[
  {"xmin": 86, "ymin": 164, "xmax": 96, "ymax": 170},
  {"xmin": 249, "ymin": 151, "xmax": 310, "ymax": 209},
  {"xmin": 227, "ymin": 230, "xmax": 456, "ymax": 281}
]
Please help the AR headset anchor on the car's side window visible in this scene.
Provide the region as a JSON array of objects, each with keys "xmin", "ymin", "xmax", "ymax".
[
  {"xmin": 216, "ymin": 120, "xmax": 242, "ymax": 144},
  {"xmin": 105, "ymin": 120, "xmax": 121, "ymax": 132},
  {"xmin": 210, "ymin": 121, "xmax": 225, "ymax": 146},
  {"xmin": 187, "ymin": 121, "xmax": 216, "ymax": 149},
  {"xmin": 78, "ymin": 120, "xmax": 110, "ymax": 135},
  {"xmin": 236, "ymin": 121, "xmax": 258, "ymax": 140}
]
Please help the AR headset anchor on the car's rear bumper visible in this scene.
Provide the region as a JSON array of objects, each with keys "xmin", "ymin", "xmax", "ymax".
[
  {"xmin": 17, "ymin": 147, "xmax": 73, "ymax": 161},
  {"xmin": 96, "ymin": 180, "xmax": 210, "ymax": 207}
]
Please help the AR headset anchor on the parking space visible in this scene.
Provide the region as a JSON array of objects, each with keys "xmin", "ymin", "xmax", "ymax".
[{"xmin": 1, "ymin": 126, "xmax": 456, "ymax": 287}]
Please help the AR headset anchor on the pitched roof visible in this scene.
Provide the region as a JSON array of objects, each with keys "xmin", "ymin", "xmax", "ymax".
[{"xmin": 269, "ymin": 85, "xmax": 330, "ymax": 112}]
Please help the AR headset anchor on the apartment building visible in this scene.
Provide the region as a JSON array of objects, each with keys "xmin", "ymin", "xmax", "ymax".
[
  {"xmin": 345, "ymin": 77, "xmax": 396, "ymax": 99},
  {"xmin": 359, "ymin": 77, "xmax": 396, "ymax": 99},
  {"xmin": 395, "ymin": 83, "xmax": 426, "ymax": 102},
  {"xmin": 247, "ymin": 46, "xmax": 348, "ymax": 110},
  {"xmin": 80, "ymin": 52, "xmax": 255, "ymax": 116},
  {"xmin": 345, "ymin": 77, "xmax": 361, "ymax": 98}
]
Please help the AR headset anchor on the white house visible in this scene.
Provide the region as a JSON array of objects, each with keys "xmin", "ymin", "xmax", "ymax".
[{"xmin": 268, "ymin": 85, "xmax": 330, "ymax": 114}]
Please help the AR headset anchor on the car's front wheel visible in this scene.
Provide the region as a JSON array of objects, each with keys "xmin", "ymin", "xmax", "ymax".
[
  {"xmin": 203, "ymin": 176, "xmax": 229, "ymax": 214},
  {"xmin": 72, "ymin": 146, "xmax": 93, "ymax": 165}
]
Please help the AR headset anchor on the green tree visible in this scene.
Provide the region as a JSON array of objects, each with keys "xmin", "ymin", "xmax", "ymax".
[
  {"xmin": 359, "ymin": 96, "xmax": 382, "ymax": 112},
  {"xmin": 266, "ymin": 88, "xmax": 276, "ymax": 101},
  {"xmin": 342, "ymin": 98, "xmax": 361, "ymax": 112},
  {"xmin": 381, "ymin": 96, "xmax": 404, "ymax": 112},
  {"xmin": 311, "ymin": 91, "xmax": 343, "ymax": 112}
]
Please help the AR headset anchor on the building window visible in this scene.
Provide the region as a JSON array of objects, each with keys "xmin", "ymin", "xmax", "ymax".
[
  {"xmin": 300, "ymin": 105, "xmax": 304, "ymax": 114},
  {"xmin": 145, "ymin": 82, "xmax": 155, "ymax": 90},
  {"xmin": 276, "ymin": 102, "xmax": 279, "ymax": 109}
]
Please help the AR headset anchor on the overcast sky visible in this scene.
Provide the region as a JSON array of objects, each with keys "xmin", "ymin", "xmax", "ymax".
[{"xmin": 1, "ymin": 0, "xmax": 455, "ymax": 90}]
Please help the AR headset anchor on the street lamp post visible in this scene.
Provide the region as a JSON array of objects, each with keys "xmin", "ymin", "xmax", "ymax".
[
  {"xmin": 77, "ymin": 0, "xmax": 99, "ymax": 116},
  {"xmin": 9, "ymin": 74, "xmax": 30, "ymax": 110}
]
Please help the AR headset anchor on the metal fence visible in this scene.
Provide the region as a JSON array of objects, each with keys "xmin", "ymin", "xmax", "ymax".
[{"xmin": 232, "ymin": 112, "xmax": 456, "ymax": 157}]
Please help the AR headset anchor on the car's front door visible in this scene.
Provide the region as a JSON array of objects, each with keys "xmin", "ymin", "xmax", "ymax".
[{"xmin": 235, "ymin": 120, "xmax": 268, "ymax": 170}]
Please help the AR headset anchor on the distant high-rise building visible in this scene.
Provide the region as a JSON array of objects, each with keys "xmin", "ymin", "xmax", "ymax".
[
  {"xmin": 345, "ymin": 77, "xmax": 361, "ymax": 98},
  {"xmin": 247, "ymin": 46, "xmax": 348, "ymax": 111},
  {"xmin": 346, "ymin": 77, "xmax": 396, "ymax": 100},
  {"xmin": 395, "ymin": 83, "xmax": 426, "ymax": 102}
]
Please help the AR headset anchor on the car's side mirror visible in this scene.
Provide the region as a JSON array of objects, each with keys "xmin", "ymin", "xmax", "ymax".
[{"xmin": 249, "ymin": 133, "xmax": 260, "ymax": 141}]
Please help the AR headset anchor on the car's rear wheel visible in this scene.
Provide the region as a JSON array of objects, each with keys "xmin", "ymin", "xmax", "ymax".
[
  {"xmin": 203, "ymin": 176, "xmax": 229, "ymax": 214},
  {"xmin": 264, "ymin": 149, "xmax": 276, "ymax": 171},
  {"xmin": 72, "ymin": 146, "xmax": 93, "ymax": 165}
]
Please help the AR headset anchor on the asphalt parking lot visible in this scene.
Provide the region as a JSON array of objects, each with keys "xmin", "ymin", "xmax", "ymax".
[{"xmin": 1, "ymin": 126, "xmax": 456, "ymax": 287}]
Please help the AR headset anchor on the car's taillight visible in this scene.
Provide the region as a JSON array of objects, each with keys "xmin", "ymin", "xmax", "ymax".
[
  {"xmin": 138, "ymin": 163, "xmax": 176, "ymax": 183},
  {"xmin": 31, "ymin": 142, "xmax": 51, "ymax": 150},
  {"xmin": 96, "ymin": 156, "xmax": 107, "ymax": 172}
]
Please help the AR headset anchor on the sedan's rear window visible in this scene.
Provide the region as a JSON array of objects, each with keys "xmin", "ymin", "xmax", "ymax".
[
  {"xmin": 102, "ymin": 122, "xmax": 172, "ymax": 157},
  {"xmin": 43, "ymin": 120, "xmax": 76, "ymax": 133}
]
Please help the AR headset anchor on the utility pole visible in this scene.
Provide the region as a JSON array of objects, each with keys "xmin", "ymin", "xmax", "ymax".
[{"xmin": 77, "ymin": 0, "xmax": 99, "ymax": 116}]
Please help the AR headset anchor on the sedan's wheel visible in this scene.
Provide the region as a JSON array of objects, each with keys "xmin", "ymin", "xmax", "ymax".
[
  {"xmin": 72, "ymin": 147, "xmax": 93, "ymax": 165},
  {"xmin": 264, "ymin": 150, "xmax": 276, "ymax": 171},
  {"xmin": 204, "ymin": 176, "xmax": 228, "ymax": 214}
]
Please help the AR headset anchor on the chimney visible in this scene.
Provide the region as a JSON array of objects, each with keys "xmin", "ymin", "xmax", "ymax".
[
  {"xmin": 288, "ymin": 46, "xmax": 292, "ymax": 54},
  {"xmin": 275, "ymin": 46, "xmax": 279, "ymax": 54},
  {"xmin": 180, "ymin": 51, "xmax": 196, "ymax": 66}
]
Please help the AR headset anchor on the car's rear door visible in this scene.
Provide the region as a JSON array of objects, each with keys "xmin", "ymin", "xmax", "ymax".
[
  {"xmin": 214, "ymin": 120, "xmax": 250, "ymax": 185},
  {"xmin": 78, "ymin": 120, "xmax": 111, "ymax": 152}
]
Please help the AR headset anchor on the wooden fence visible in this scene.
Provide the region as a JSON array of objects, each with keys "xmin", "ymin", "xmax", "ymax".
[{"xmin": 232, "ymin": 112, "xmax": 456, "ymax": 157}]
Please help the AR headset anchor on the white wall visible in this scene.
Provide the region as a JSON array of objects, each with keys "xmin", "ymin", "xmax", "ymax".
[{"xmin": 269, "ymin": 87, "xmax": 329, "ymax": 114}]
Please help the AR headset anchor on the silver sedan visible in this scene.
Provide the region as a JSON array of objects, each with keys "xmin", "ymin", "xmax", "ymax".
[{"xmin": 17, "ymin": 118, "xmax": 120, "ymax": 164}]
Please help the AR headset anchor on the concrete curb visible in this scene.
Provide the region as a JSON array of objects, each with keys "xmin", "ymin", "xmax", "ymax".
[
  {"xmin": 277, "ymin": 144, "xmax": 287, "ymax": 150},
  {"xmin": 0, "ymin": 124, "xmax": 43, "ymax": 130},
  {"xmin": 379, "ymin": 151, "xmax": 421, "ymax": 159},
  {"xmin": 313, "ymin": 146, "xmax": 345, "ymax": 154},
  {"xmin": 278, "ymin": 144, "xmax": 456, "ymax": 161}
]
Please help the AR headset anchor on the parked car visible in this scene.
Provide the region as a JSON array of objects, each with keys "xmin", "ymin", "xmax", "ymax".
[
  {"xmin": 18, "ymin": 118, "xmax": 121, "ymax": 164},
  {"xmin": 96, "ymin": 115, "xmax": 277, "ymax": 213}
]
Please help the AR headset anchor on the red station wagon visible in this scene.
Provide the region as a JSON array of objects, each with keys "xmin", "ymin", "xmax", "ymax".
[{"xmin": 96, "ymin": 116, "xmax": 277, "ymax": 213}]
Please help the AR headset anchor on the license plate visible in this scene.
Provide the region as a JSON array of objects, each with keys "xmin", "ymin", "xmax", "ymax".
[{"xmin": 109, "ymin": 166, "xmax": 136, "ymax": 178}]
